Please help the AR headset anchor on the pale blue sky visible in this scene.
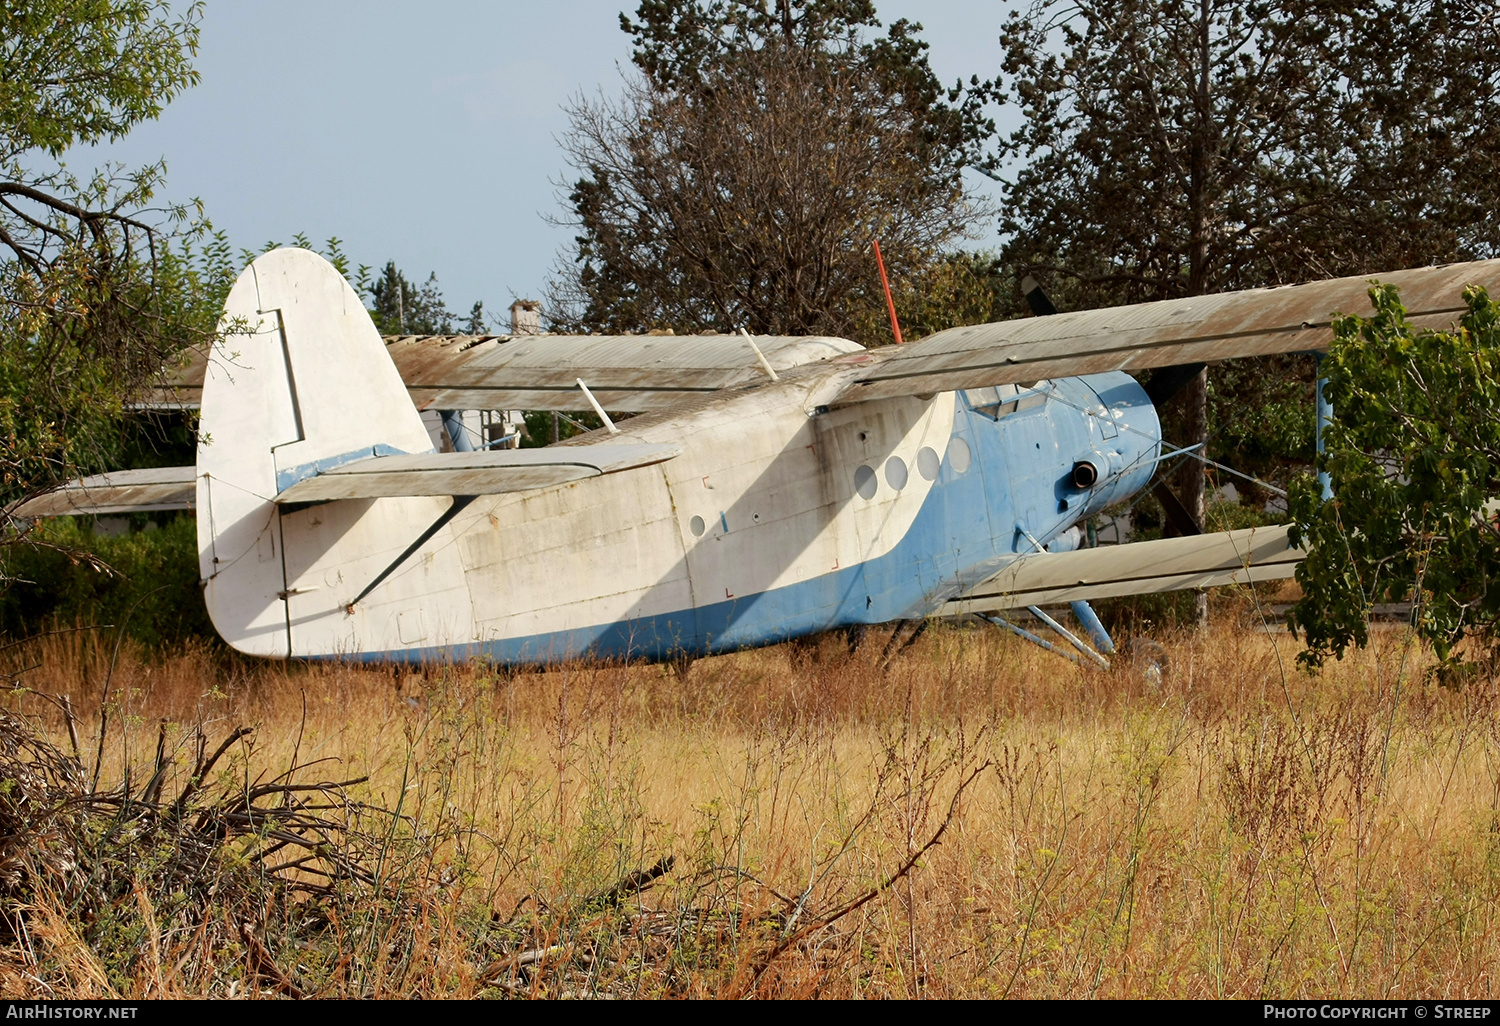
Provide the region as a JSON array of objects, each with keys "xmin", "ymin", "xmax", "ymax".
[{"xmin": 73, "ymin": 2, "xmax": 1015, "ymax": 327}]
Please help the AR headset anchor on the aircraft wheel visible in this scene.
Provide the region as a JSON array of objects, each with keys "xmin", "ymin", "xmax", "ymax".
[{"xmin": 1122, "ymin": 638, "xmax": 1170, "ymax": 689}]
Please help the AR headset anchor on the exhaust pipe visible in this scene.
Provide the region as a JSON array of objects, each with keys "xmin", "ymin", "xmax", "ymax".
[{"xmin": 1071, "ymin": 460, "xmax": 1100, "ymax": 489}]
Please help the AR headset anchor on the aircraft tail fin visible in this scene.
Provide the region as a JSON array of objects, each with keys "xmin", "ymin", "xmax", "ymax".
[{"xmin": 196, "ymin": 248, "xmax": 433, "ymax": 656}]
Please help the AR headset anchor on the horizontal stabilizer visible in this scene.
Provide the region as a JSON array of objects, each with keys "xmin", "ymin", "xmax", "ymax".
[
  {"xmin": 11, "ymin": 466, "xmax": 197, "ymax": 517},
  {"xmin": 843, "ymin": 259, "xmax": 1500, "ymax": 403},
  {"xmin": 940, "ymin": 525, "xmax": 1302, "ymax": 613},
  {"xmin": 274, "ymin": 442, "xmax": 683, "ymax": 503}
]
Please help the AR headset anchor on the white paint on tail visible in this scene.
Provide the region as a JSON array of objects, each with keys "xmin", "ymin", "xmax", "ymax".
[{"xmin": 197, "ymin": 249, "xmax": 453, "ymax": 656}]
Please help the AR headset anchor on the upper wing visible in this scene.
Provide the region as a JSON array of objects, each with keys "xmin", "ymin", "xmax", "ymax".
[
  {"xmin": 143, "ymin": 333, "xmax": 862, "ymax": 411},
  {"xmin": 387, "ymin": 332, "xmax": 860, "ymax": 412},
  {"xmin": 840, "ymin": 259, "xmax": 1500, "ymax": 404},
  {"xmin": 11, "ymin": 466, "xmax": 197, "ymax": 517},
  {"xmin": 273, "ymin": 442, "xmax": 681, "ymax": 503},
  {"xmin": 939, "ymin": 525, "xmax": 1302, "ymax": 613}
]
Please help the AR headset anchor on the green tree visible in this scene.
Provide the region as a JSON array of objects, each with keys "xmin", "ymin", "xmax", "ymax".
[
  {"xmin": 1288, "ymin": 285, "xmax": 1500, "ymax": 676},
  {"xmin": 548, "ymin": 0, "xmax": 996, "ymax": 342},
  {"xmin": 854, "ymin": 250, "xmax": 1013, "ymax": 344},
  {"xmin": 464, "ymin": 301, "xmax": 486, "ymax": 334},
  {"xmin": 369, "ymin": 261, "xmax": 456, "ymax": 336},
  {"xmin": 251, "ymin": 243, "xmax": 490, "ymax": 337},
  {"xmin": 991, "ymin": 0, "xmax": 1500, "ymax": 553},
  {"xmin": 0, "ymin": 0, "xmax": 218, "ymax": 509}
]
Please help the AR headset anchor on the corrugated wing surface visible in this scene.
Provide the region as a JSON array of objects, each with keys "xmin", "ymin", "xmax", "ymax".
[
  {"xmin": 144, "ymin": 334, "xmax": 862, "ymax": 411},
  {"xmin": 12, "ymin": 466, "xmax": 197, "ymax": 517},
  {"xmin": 843, "ymin": 259, "xmax": 1500, "ymax": 402},
  {"xmin": 940, "ymin": 525, "xmax": 1302, "ymax": 611}
]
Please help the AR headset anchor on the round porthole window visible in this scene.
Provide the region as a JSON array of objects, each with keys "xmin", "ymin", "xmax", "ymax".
[
  {"xmin": 885, "ymin": 456, "xmax": 909, "ymax": 490},
  {"xmin": 854, "ymin": 464, "xmax": 878, "ymax": 500},
  {"xmin": 689, "ymin": 514, "xmax": 706, "ymax": 537},
  {"xmin": 948, "ymin": 437, "xmax": 972, "ymax": 473},
  {"xmin": 916, "ymin": 446, "xmax": 940, "ymax": 481}
]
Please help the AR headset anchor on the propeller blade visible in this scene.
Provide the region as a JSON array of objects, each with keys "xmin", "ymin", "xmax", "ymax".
[
  {"xmin": 1151, "ymin": 479, "xmax": 1202, "ymax": 537},
  {"xmin": 1021, "ymin": 275, "xmax": 1058, "ymax": 317},
  {"xmin": 1143, "ymin": 362, "xmax": 1207, "ymax": 407}
]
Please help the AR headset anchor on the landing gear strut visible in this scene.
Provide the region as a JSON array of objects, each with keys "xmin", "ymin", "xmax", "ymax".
[{"xmin": 982, "ymin": 599, "xmax": 1115, "ymax": 669}]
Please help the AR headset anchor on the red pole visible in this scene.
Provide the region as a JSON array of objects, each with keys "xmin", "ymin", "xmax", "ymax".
[{"xmin": 872, "ymin": 238, "xmax": 904, "ymax": 345}]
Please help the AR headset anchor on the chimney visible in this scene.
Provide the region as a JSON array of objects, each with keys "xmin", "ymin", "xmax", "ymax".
[{"xmin": 510, "ymin": 299, "xmax": 542, "ymax": 335}]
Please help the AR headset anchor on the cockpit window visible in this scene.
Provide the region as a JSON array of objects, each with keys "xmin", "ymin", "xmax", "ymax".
[{"xmin": 965, "ymin": 382, "xmax": 1046, "ymax": 420}]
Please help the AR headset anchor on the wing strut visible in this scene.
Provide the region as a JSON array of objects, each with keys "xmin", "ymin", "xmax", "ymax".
[
  {"xmin": 1069, "ymin": 600, "xmax": 1116, "ymax": 655},
  {"xmin": 1007, "ymin": 523, "xmax": 1117, "ymax": 667},
  {"xmin": 1021, "ymin": 275, "xmax": 1058, "ymax": 317},
  {"xmin": 1143, "ymin": 362, "xmax": 1207, "ymax": 406},
  {"xmin": 576, "ymin": 378, "xmax": 621, "ymax": 434}
]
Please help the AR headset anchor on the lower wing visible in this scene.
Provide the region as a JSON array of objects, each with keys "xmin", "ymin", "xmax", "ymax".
[{"xmin": 940, "ymin": 525, "xmax": 1302, "ymax": 613}]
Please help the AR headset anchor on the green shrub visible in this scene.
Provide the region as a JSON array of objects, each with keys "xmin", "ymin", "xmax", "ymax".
[{"xmin": 0, "ymin": 514, "xmax": 212, "ymax": 647}]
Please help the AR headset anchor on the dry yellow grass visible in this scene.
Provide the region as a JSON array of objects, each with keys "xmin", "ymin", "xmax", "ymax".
[{"xmin": 3, "ymin": 609, "xmax": 1499, "ymax": 998}]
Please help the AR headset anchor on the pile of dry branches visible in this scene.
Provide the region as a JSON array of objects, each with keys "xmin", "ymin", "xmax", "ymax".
[{"xmin": 0, "ymin": 705, "xmax": 397, "ymax": 997}]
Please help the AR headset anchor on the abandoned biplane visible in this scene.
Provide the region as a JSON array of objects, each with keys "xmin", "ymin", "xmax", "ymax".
[{"xmin": 15, "ymin": 248, "xmax": 1500, "ymax": 667}]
